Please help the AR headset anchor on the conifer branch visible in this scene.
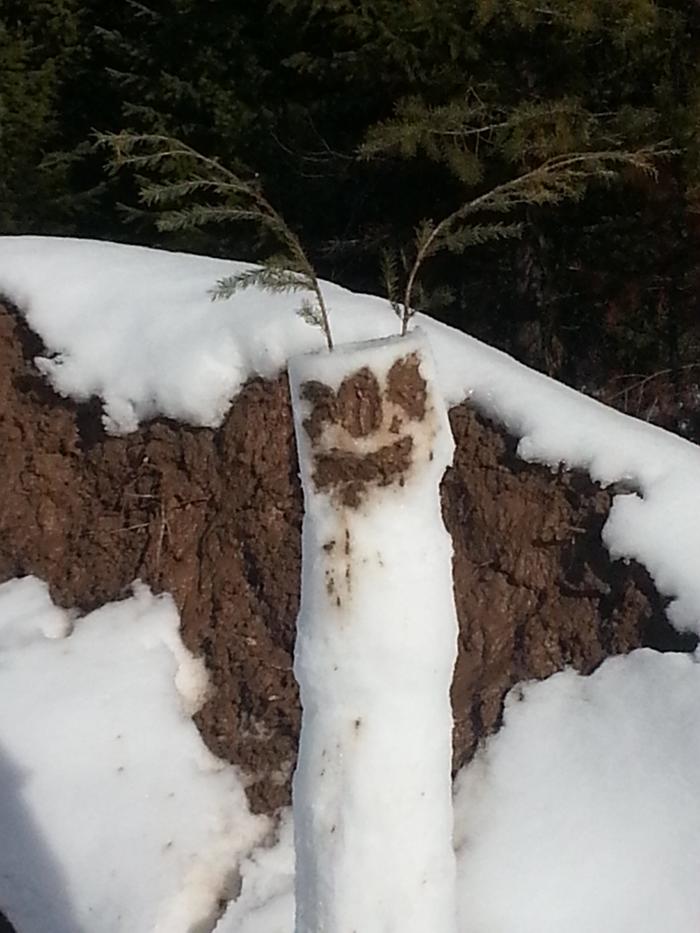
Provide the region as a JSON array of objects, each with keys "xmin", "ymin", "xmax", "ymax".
[
  {"xmin": 399, "ymin": 145, "xmax": 667, "ymax": 335},
  {"xmin": 379, "ymin": 247, "xmax": 404, "ymax": 320},
  {"xmin": 97, "ymin": 131, "xmax": 334, "ymax": 350},
  {"xmin": 212, "ymin": 263, "xmax": 310, "ymax": 300}
]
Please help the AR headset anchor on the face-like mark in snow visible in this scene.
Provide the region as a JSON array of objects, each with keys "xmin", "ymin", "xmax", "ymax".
[{"xmin": 299, "ymin": 352, "xmax": 433, "ymax": 509}]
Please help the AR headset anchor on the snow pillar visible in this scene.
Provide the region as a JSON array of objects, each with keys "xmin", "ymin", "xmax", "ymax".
[{"xmin": 288, "ymin": 330, "xmax": 459, "ymax": 933}]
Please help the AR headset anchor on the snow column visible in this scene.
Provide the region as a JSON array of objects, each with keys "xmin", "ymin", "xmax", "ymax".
[{"xmin": 288, "ymin": 330, "xmax": 459, "ymax": 933}]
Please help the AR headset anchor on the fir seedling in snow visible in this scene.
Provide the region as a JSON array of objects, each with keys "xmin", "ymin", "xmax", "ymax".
[
  {"xmin": 364, "ymin": 98, "xmax": 667, "ymax": 335},
  {"xmin": 381, "ymin": 148, "xmax": 664, "ymax": 336},
  {"xmin": 97, "ymin": 131, "xmax": 335, "ymax": 349},
  {"xmin": 288, "ymin": 332, "xmax": 459, "ymax": 933}
]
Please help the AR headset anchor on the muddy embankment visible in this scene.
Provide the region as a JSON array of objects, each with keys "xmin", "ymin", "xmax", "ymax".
[{"xmin": 1, "ymin": 300, "xmax": 695, "ymax": 831}]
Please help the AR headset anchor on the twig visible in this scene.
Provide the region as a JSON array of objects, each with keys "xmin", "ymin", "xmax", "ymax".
[{"xmin": 605, "ymin": 363, "xmax": 700, "ymax": 403}]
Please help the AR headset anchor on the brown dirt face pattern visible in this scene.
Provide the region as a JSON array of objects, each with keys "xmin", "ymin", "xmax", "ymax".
[
  {"xmin": 300, "ymin": 352, "xmax": 429, "ymax": 508},
  {"xmin": 0, "ymin": 302, "xmax": 695, "ymax": 822}
]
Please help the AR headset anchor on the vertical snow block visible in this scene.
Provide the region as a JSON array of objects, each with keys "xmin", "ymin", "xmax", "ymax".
[{"xmin": 288, "ymin": 330, "xmax": 459, "ymax": 933}]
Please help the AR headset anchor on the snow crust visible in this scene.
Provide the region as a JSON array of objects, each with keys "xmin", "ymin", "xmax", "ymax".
[
  {"xmin": 453, "ymin": 649, "xmax": 700, "ymax": 932},
  {"xmin": 219, "ymin": 650, "xmax": 700, "ymax": 933},
  {"xmin": 288, "ymin": 333, "xmax": 458, "ymax": 933},
  {"xmin": 2, "ymin": 236, "xmax": 700, "ymax": 632},
  {"xmin": 0, "ymin": 577, "xmax": 268, "ymax": 933}
]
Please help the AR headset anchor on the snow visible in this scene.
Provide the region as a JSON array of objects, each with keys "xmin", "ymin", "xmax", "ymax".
[
  {"xmin": 213, "ymin": 649, "xmax": 700, "ymax": 933},
  {"xmin": 288, "ymin": 333, "xmax": 458, "ymax": 933},
  {"xmin": 0, "ymin": 577, "xmax": 268, "ymax": 933},
  {"xmin": 213, "ymin": 813, "xmax": 295, "ymax": 933},
  {"xmin": 453, "ymin": 650, "xmax": 700, "ymax": 933},
  {"xmin": 2, "ymin": 235, "xmax": 700, "ymax": 931}
]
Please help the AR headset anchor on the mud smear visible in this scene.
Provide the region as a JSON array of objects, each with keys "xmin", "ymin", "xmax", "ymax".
[
  {"xmin": 0, "ymin": 303, "xmax": 695, "ymax": 819},
  {"xmin": 300, "ymin": 353, "xmax": 427, "ymax": 507}
]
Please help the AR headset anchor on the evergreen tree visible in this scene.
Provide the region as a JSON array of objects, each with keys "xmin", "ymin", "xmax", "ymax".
[
  {"xmin": 279, "ymin": 0, "xmax": 700, "ymax": 382},
  {"xmin": 99, "ymin": 130, "xmax": 335, "ymax": 348},
  {"xmin": 0, "ymin": 0, "xmax": 80, "ymax": 232}
]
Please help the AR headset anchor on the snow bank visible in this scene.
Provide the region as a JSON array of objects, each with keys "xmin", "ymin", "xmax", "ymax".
[
  {"xmin": 0, "ymin": 577, "xmax": 268, "ymax": 933},
  {"xmin": 0, "ymin": 236, "xmax": 400, "ymax": 434},
  {"xmin": 214, "ymin": 649, "xmax": 700, "ymax": 933},
  {"xmin": 2, "ymin": 236, "xmax": 700, "ymax": 632},
  {"xmin": 3, "ymin": 237, "xmax": 700, "ymax": 933},
  {"xmin": 453, "ymin": 649, "xmax": 700, "ymax": 932}
]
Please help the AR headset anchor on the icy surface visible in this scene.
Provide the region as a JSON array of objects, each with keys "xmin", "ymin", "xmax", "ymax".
[
  {"xmin": 0, "ymin": 577, "xmax": 268, "ymax": 933},
  {"xmin": 288, "ymin": 333, "xmax": 458, "ymax": 933},
  {"xmin": 2, "ymin": 236, "xmax": 700, "ymax": 631}
]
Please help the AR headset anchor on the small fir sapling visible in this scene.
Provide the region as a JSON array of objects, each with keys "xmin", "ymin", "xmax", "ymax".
[
  {"xmin": 363, "ymin": 93, "xmax": 668, "ymax": 336},
  {"xmin": 97, "ymin": 131, "xmax": 335, "ymax": 350}
]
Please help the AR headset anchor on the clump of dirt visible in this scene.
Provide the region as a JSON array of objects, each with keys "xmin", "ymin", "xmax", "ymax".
[
  {"xmin": 310, "ymin": 435, "xmax": 413, "ymax": 508},
  {"xmin": 0, "ymin": 302, "xmax": 695, "ymax": 819},
  {"xmin": 385, "ymin": 352, "xmax": 427, "ymax": 419}
]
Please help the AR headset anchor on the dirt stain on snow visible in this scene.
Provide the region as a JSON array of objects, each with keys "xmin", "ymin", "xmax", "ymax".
[{"xmin": 300, "ymin": 353, "xmax": 430, "ymax": 508}]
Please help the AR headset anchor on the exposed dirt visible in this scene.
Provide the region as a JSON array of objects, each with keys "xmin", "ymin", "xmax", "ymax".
[
  {"xmin": 0, "ymin": 301, "xmax": 696, "ymax": 832},
  {"xmin": 441, "ymin": 404, "xmax": 698, "ymax": 766},
  {"xmin": 385, "ymin": 351, "xmax": 427, "ymax": 419}
]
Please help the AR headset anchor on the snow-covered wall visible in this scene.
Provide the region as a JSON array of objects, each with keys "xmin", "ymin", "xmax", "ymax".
[
  {"xmin": 2, "ymin": 237, "xmax": 700, "ymax": 632},
  {"xmin": 2, "ymin": 237, "xmax": 700, "ymax": 933}
]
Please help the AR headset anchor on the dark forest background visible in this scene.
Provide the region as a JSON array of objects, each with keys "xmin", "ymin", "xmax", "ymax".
[{"xmin": 4, "ymin": 0, "xmax": 700, "ymax": 437}]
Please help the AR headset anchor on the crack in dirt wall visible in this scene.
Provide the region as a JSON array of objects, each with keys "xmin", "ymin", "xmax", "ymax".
[{"xmin": 0, "ymin": 303, "xmax": 695, "ymax": 829}]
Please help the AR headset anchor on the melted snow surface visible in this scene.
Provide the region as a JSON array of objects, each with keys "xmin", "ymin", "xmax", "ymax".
[{"xmin": 0, "ymin": 577, "xmax": 268, "ymax": 933}]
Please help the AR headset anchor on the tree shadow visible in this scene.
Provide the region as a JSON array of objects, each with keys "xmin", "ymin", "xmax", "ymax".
[{"xmin": 0, "ymin": 742, "xmax": 81, "ymax": 933}]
